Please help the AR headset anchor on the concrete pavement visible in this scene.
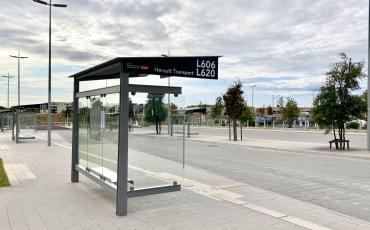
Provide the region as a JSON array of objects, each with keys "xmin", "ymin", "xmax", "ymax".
[{"xmin": 1, "ymin": 130, "xmax": 370, "ymax": 229}]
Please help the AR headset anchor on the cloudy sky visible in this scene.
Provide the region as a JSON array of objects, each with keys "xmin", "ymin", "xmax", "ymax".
[{"xmin": 0, "ymin": 0, "xmax": 368, "ymax": 108}]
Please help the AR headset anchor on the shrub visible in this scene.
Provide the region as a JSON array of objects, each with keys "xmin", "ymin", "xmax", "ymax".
[{"xmin": 346, "ymin": 121, "xmax": 360, "ymax": 129}]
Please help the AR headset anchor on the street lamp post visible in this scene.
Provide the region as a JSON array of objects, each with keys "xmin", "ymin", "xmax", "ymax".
[
  {"xmin": 2, "ymin": 73, "xmax": 15, "ymax": 108},
  {"xmin": 33, "ymin": 0, "xmax": 67, "ymax": 147},
  {"xmin": 161, "ymin": 53, "xmax": 172, "ymax": 136},
  {"xmin": 368, "ymin": 0, "xmax": 370, "ymax": 151},
  {"xmin": 251, "ymin": 85, "xmax": 256, "ymax": 116},
  {"xmin": 10, "ymin": 51, "xmax": 28, "ymax": 106}
]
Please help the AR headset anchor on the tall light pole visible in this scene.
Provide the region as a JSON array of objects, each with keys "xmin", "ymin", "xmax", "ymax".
[
  {"xmin": 161, "ymin": 52, "xmax": 172, "ymax": 135},
  {"xmin": 250, "ymin": 85, "xmax": 256, "ymax": 116},
  {"xmin": 2, "ymin": 73, "xmax": 15, "ymax": 108},
  {"xmin": 368, "ymin": 0, "xmax": 370, "ymax": 151},
  {"xmin": 10, "ymin": 51, "xmax": 28, "ymax": 106},
  {"xmin": 33, "ymin": 0, "xmax": 67, "ymax": 147}
]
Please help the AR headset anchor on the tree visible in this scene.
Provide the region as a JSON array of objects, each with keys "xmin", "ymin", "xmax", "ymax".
[
  {"xmin": 223, "ymin": 80, "xmax": 245, "ymax": 141},
  {"xmin": 361, "ymin": 90, "xmax": 368, "ymax": 120},
  {"xmin": 211, "ymin": 96, "xmax": 224, "ymax": 119},
  {"xmin": 144, "ymin": 94, "xmax": 168, "ymax": 134},
  {"xmin": 267, "ymin": 105, "xmax": 273, "ymax": 115},
  {"xmin": 170, "ymin": 103, "xmax": 178, "ymax": 114},
  {"xmin": 256, "ymin": 107, "xmax": 265, "ymax": 116},
  {"xmin": 129, "ymin": 99, "xmax": 135, "ymax": 119},
  {"xmin": 282, "ymin": 97, "xmax": 300, "ymax": 128},
  {"xmin": 241, "ymin": 105, "xmax": 254, "ymax": 126},
  {"xmin": 276, "ymin": 96, "xmax": 284, "ymax": 108},
  {"xmin": 312, "ymin": 53, "xmax": 366, "ymax": 148}
]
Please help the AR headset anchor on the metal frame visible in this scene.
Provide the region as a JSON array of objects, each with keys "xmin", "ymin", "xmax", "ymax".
[
  {"xmin": 71, "ymin": 60, "xmax": 183, "ymax": 216},
  {"xmin": 76, "ymin": 84, "xmax": 182, "ymax": 98}
]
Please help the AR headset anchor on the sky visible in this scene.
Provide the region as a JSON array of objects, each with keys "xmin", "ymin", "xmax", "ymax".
[{"xmin": 0, "ymin": 0, "xmax": 368, "ymax": 108}]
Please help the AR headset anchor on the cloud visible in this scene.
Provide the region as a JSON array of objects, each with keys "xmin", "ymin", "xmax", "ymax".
[{"xmin": 0, "ymin": 0, "xmax": 368, "ymax": 107}]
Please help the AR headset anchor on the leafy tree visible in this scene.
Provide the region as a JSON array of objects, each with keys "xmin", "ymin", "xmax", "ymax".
[
  {"xmin": 144, "ymin": 94, "xmax": 168, "ymax": 134},
  {"xmin": 241, "ymin": 105, "xmax": 254, "ymax": 126},
  {"xmin": 267, "ymin": 105, "xmax": 273, "ymax": 115},
  {"xmin": 129, "ymin": 99, "xmax": 134, "ymax": 119},
  {"xmin": 256, "ymin": 107, "xmax": 265, "ymax": 116},
  {"xmin": 276, "ymin": 96, "xmax": 284, "ymax": 108},
  {"xmin": 312, "ymin": 53, "xmax": 366, "ymax": 148},
  {"xmin": 211, "ymin": 96, "xmax": 224, "ymax": 119},
  {"xmin": 282, "ymin": 97, "xmax": 300, "ymax": 128},
  {"xmin": 223, "ymin": 80, "xmax": 245, "ymax": 141},
  {"xmin": 361, "ymin": 90, "xmax": 368, "ymax": 120},
  {"xmin": 170, "ymin": 103, "xmax": 178, "ymax": 114}
]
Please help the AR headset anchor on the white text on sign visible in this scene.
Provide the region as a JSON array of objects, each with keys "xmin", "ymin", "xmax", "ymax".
[{"xmin": 196, "ymin": 59, "xmax": 216, "ymax": 78}]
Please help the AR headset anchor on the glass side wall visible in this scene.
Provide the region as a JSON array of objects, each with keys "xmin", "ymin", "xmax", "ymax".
[
  {"xmin": 19, "ymin": 112, "xmax": 36, "ymax": 136},
  {"xmin": 0, "ymin": 112, "xmax": 14, "ymax": 130},
  {"xmin": 77, "ymin": 94, "xmax": 120, "ymax": 184},
  {"xmin": 128, "ymin": 92, "xmax": 185, "ymax": 188}
]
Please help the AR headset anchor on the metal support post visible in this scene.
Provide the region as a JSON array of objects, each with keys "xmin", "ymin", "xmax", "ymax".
[
  {"xmin": 187, "ymin": 115, "xmax": 190, "ymax": 138},
  {"xmin": 116, "ymin": 65, "xmax": 129, "ymax": 216},
  {"xmin": 71, "ymin": 79, "xmax": 80, "ymax": 182},
  {"xmin": 183, "ymin": 113, "xmax": 185, "ymax": 169},
  {"xmin": 12, "ymin": 113, "xmax": 15, "ymax": 141},
  {"xmin": 228, "ymin": 118, "xmax": 231, "ymax": 141},
  {"xmin": 240, "ymin": 118, "xmax": 242, "ymax": 141},
  {"xmin": 16, "ymin": 110, "xmax": 20, "ymax": 143}
]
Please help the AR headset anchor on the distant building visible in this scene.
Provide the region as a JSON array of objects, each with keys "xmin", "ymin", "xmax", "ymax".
[{"xmin": 12, "ymin": 102, "xmax": 73, "ymax": 114}]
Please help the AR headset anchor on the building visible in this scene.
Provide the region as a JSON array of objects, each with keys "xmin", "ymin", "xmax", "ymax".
[{"xmin": 12, "ymin": 102, "xmax": 73, "ymax": 114}]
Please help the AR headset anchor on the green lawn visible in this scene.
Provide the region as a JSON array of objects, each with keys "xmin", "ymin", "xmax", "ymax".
[{"xmin": 0, "ymin": 158, "xmax": 10, "ymax": 187}]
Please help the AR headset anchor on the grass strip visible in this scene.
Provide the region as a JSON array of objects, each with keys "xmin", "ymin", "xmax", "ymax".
[{"xmin": 0, "ymin": 158, "xmax": 10, "ymax": 187}]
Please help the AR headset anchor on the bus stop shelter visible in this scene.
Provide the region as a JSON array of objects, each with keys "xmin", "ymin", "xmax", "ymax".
[{"xmin": 69, "ymin": 56, "xmax": 219, "ymax": 216}]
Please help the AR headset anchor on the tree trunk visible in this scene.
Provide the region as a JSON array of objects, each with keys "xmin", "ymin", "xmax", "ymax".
[
  {"xmin": 233, "ymin": 118, "xmax": 237, "ymax": 141},
  {"xmin": 343, "ymin": 124, "xmax": 346, "ymax": 149},
  {"xmin": 155, "ymin": 122, "xmax": 159, "ymax": 134},
  {"xmin": 333, "ymin": 126, "xmax": 338, "ymax": 149}
]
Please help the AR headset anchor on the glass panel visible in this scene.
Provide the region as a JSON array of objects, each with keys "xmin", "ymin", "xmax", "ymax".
[
  {"xmin": 87, "ymin": 96, "xmax": 103, "ymax": 174},
  {"xmin": 102, "ymin": 93, "xmax": 120, "ymax": 183},
  {"xmin": 78, "ymin": 98, "xmax": 89, "ymax": 167},
  {"xmin": 128, "ymin": 92, "xmax": 185, "ymax": 188},
  {"xmin": 19, "ymin": 112, "xmax": 36, "ymax": 137},
  {"xmin": 0, "ymin": 112, "xmax": 14, "ymax": 130}
]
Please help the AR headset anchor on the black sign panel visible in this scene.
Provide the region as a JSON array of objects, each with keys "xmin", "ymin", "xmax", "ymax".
[{"xmin": 123, "ymin": 56, "xmax": 219, "ymax": 79}]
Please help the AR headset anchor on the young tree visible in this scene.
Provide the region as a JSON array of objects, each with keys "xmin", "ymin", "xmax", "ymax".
[
  {"xmin": 276, "ymin": 96, "xmax": 284, "ymax": 108},
  {"xmin": 144, "ymin": 94, "xmax": 168, "ymax": 134},
  {"xmin": 211, "ymin": 96, "xmax": 224, "ymax": 119},
  {"xmin": 223, "ymin": 80, "xmax": 245, "ymax": 141},
  {"xmin": 312, "ymin": 53, "xmax": 366, "ymax": 148},
  {"xmin": 361, "ymin": 90, "xmax": 368, "ymax": 120},
  {"xmin": 282, "ymin": 97, "xmax": 300, "ymax": 128},
  {"xmin": 256, "ymin": 107, "xmax": 265, "ymax": 116},
  {"xmin": 267, "ymin": 105, "xmax": 273, "ymax": 115},
  {"xmin": 241, "ymin": 105, "xmax": 254, "ymax": 125}
]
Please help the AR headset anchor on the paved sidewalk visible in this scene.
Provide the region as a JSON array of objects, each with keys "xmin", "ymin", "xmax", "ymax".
[
  {"xmin": 1, "ymin": 131, "xmax": 370, "ymax": 229},
  {"xmin": 192, "ymin": 135, "xmax": 370, "ymax": 160},
  {"xmin": 133, "ymin": 128, "xmax": 370, "ymax": 160}
]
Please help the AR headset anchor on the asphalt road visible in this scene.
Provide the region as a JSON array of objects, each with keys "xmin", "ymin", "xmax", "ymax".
[
  {"xmin": 157, "ymin": 125, "xmax": 367, "ymax": 148},
  {"xmin": 57, "ymin": 128, "xmax": 370, "ymax": 222}
]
